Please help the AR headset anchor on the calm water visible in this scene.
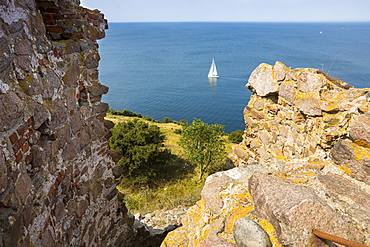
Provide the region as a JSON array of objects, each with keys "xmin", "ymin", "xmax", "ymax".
[{"xmin": 99, "ymin": 22, "xmax": 370, "ymax": 133}]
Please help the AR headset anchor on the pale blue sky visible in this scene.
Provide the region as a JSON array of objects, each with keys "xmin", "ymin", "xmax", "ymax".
[{"xmin": 80, "ymin": 0, "xmax": 370, "ymax": 22}]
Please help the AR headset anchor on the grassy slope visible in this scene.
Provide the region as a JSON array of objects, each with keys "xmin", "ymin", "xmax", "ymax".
[{"xmin": 106, "ymin": 113, "xmax": 236, "ymax": 214}]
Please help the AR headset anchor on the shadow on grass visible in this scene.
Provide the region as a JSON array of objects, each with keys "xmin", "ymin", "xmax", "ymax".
[{"xmin": 153, "ymin": 150, "xmax": 195, "ymax": 187}]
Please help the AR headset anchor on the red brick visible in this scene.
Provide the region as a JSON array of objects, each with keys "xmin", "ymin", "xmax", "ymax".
[
  {"xmin": 25, "ymin": 154, "xmax": 33, "ymax": 165},
  {"xmin": 46, "ymin": 26, "xmax": 63, "ymax": 33},
  {"xmin": 43, "ymin": 13, "xmax": 62, "ymax": 20},
  {"xmin": 17, "ymin": 123, "xmax": 28, "ymax": 136},
  {"xmin": 74, "ymin": 32, "xmax": 85, "ymax": 39},
  {"xmin": 87, "ymin": 13, "xmax": 99, "ymax": 20},
  {"xmin": 44, "ymin": 19, "xmax": 56, "ymax": 25},
  {"xmin": 45, "ymin": 7, "xmax": 60, "ymax": 13},
  {"xmin": 61, "ymin": 33, "xmax": 72, "ymax": 39},
  {"xmin": 15, "ymin": 151, "xmax": 22, "ymax": 163},
  {"xmin": 9, "ymin": 132, "xmax": 18, "ymax": 144},
  {"xmin": 27, "ymin": 117, "xmax": 33, "ymax": 126},
  {"xmin": 13, "ymin": 137, "xmax": 26, "ymax": 153},
  {"xmin": 88, "ymin": 18, "xmax": 99, "ymax": 26},
  {"xmin": 25, "ymin": 129, "xmax": 35, "ymax": 139},
  {"xmin": 21, "ymin": 142, "xmax": 30, "ymax": 153},
  {"xmin": 63, "ymin": 13, "xmax": 82, "ymax": 19}
]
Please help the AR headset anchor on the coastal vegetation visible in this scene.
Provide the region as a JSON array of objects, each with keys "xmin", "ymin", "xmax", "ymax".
[
  {"xmin": 179, "ymin": 118, "xmax": 226, "ymax": 181},
  {"xmin": 106, "ymin": 110, "xmax": 237, "ymax": 213}
]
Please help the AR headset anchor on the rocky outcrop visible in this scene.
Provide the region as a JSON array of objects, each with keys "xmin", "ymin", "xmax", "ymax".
[
  {"xmin": 162, "ymin": 62, "xmax": 370, "ymax": 246},
  {"xmin": 0, "ymin": 0, "xmax": 144, "ymax": 246}
]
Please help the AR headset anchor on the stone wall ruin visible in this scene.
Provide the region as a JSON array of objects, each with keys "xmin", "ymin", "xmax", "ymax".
[{"xmin": 0, "ymin": 0, "xmax": 138, "ymax": 246}]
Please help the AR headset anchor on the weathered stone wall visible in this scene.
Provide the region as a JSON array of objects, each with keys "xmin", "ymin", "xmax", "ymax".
[
  {"xmin": 162, "ymin": 62, "xmax": 370, "ymax": 246},
  {"xmin": 0, "ymin": 0, "xmax": 137, "ymax": 246}
]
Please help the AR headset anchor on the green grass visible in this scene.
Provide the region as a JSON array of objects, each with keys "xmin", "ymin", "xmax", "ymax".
[{"xmin": 106, "ymin": 113, "xmax": 236, "ymax": 214}]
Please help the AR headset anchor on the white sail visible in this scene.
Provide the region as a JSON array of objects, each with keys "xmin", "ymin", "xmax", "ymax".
[{"xmin": 208, "ymin": 58, "xmax": 219, "ymax": 78}]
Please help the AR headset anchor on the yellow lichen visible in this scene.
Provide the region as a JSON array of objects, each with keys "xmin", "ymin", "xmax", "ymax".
[
  {"xmin": 339, "ymin": 165, "xmax": 352, "ymax": 175},
  {"xmin": 258, "ymin": 219, "xmax": 282, "ymax": 247},
  {"xmin": 354, "ymin": 139, "xmax": 370, "ymax": 149},
  {"xmin": 349, "ymin": 141, "xmax": 370, "ymax": 161}
]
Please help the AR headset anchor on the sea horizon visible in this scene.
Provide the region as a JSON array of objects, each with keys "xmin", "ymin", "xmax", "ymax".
[{"xmin": 99, "ymin": 22, "xmax": 370, "ymax": 133}]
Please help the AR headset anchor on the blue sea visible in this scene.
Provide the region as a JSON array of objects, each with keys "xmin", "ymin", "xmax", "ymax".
[{"xmin": 98, "ymin": 22, "xmax": 370, "ymax": 133}]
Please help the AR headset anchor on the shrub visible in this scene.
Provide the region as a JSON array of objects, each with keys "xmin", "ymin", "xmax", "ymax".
[
  {"xmin": 163, "ymin": 117, "xmax": 173, "ymax": 123},
  {"xmin": 228, "ymin": 130, "xmax": 244, "ymax": 143},
  {"xmin": 109, "ymin": 119, "xmax": 166, "ymax": 185},
  {"xmin": 173, "ymin": 129, "xmax": 182, "ymax": 135}
]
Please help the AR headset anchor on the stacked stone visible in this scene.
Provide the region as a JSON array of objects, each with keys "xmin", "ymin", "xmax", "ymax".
[
  {"xmin": 162, "ymin": 62, "xmax": 370, "ymax": 246},
  {"xmin": 0, "ymin": 0, "xmax": 138, "ymax": 246},
  {"xmin": 232, "ymin": 61, "xmax": 369, "ymax": 168},
  {"xmin": 36, "ymin": 0, "xmax": 107, "ymax": 40}
]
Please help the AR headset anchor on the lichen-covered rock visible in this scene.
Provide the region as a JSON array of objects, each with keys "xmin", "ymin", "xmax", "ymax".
[
  {"xmin": 349, "ymin": 114, "xmax": 370, "ymax": 147},
  {"xmin": 234, "ymin": 217, "xmax": 272, "ymax": 247},
  {"xmin": 315, "ymin": 174, "xmax": 370, "ymax": 226},
  {"xmin": 0, "ymin": 1, "xmax": 140, "ymax": 246},
  {"xmin": 239, "ymin": 62, "xmax": 369, "ymax": 165},
  {"xmin": 247, "ymin": 63, "xmax": 279, "ymax": 96},
  {"xmin": 162, "ymin": 62, "xmax": 370, "ymax": 247},
  {"xmin": 330, "ymin": 138, "xmax": 370, "ymax": 184},
  {"xmin": 162, "ymin": 176, "xmax": 281, "ymax": 247},
  {"xmin": 201, "ymin": 165, "xmax": 267, "ymax": 215},
  {"xmin": 200, "ymin": 236, "xmax": 234, "ymax": 247},
  {"xmin": 249, "ymin": 173, "xmax": 365, "ymax": 246}
]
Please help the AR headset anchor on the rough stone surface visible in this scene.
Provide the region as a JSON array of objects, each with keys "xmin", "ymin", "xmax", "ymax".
[
  {"xmin": 349, "ymin": 114, "xmax": 370, "ymax": 146},
  {"xmin": 330, "ymin": 139, "xmax": 370, "ymax": 184},
  {"xmin": 316, "ymin": 174, "xmax": 370, "ymax": 225},
  {"xmin": 249, "ymin": 173, "xmax": 365, "ymax": 246},
  {"xmin": 247, "ymin": 63, "xmax": 278, "ymax": 97},
  {"xmin": 234, "ymin": 217, "xmax": 272, "ymax": 247},
  {"xmin": 162, "ymin": 62, "xmax": 370, "ymax": 247},
  {"xmin": 0, "ymin": 1, "xmax": 145, "ymax": 246},
  {"xmin": 200, "ymin": 236, "xmax": 234, "ymax": 247},
  {"xmin": 201, "ymin": 165, "xmax": 267, "ymax": 215}
]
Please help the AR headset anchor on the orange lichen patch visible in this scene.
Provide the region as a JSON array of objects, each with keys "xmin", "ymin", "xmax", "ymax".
[
  {"xmin": 161, "ymin": 228, "xmax": 188, "ymax": 247},
  {"xmin": 294, "ymin": 90, "xmax": 320, "ymax": 100},
  {"xmin": 354, "ymin": 140, "xmax": 370, "ymax": 149},
  {"xmin": 274, "ymin": 155, "xmax": 287, "ymax": 161},
  {"xmin": 182, "ymin": 199, "xmax": 207, "ymax": 226},
  {"xmin": 258, "ymin": 219, "xmax": 282, "ymax": 247},
  {"xmin": 224, "ymin": 205, "xmax": 255, "ymax": 235},
  {"xmin": 349, "ymin": 141, "xmax": 370, "ymax": 162},
  {"xmin": 339, "ymin": 165, "xmax": 352, "ymax": 176},
  {"xmin": 223, "ymin": 196, "xmax": 254, "ymax": 235},
  {"xmin": 284, "ymin": 171, "xmax": 316, "ymax": 184}
]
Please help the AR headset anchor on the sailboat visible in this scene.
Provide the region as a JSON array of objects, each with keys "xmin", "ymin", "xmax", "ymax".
[{"xmin": 208, "ymin": 58, "xmax": 219, "ymax": 78}]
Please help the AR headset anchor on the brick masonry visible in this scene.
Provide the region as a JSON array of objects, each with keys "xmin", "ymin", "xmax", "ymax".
[{"xmin": 0, "ymin": 0, "xmax": 137, "ymax": 246}]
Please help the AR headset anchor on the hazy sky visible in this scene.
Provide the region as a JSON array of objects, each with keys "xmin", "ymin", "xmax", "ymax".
[{"xmin": 80, "ymin": 0, "xmax": 370, "ymax": 23}]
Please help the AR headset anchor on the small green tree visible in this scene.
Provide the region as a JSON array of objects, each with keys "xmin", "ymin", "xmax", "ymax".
[
  {"xmin": 228, "ymin": 130, "xmax": 244, "ymax": 143},
  {"xmin": 179, "ymin": 118, "xmax": 226, "ymax": 181},
  {"xmin": 109, "ymin": 119, "xmax": 166, "ymax": 185},
  {"xmin": 162, "ymin": 117, "xmax": 173, "ymax": 123}
]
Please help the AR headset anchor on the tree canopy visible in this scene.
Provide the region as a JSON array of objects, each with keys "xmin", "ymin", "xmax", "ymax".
[
  {"xmin": 179, "ymin": 118, "xmax": 226, "ymax": 181},
  {"xmin": 109, "ymin": 119, "xmax": 166, "ymax": 185}
]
